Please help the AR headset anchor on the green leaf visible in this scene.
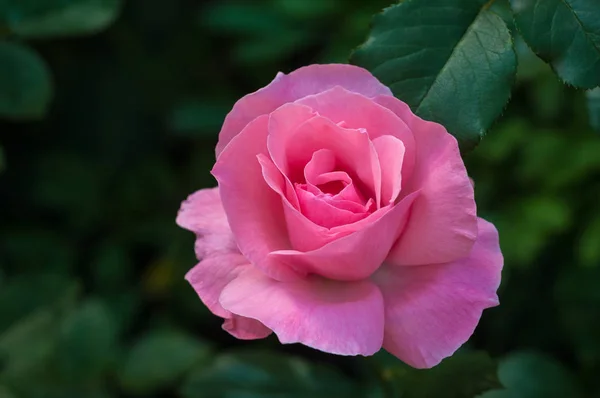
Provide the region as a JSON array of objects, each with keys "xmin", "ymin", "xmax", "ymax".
[
  {"xmin": 586, "ymin": 87, "xmax": 600, "ymax": 131},
  {"xmin": 0, "ymin": 41, "xmax": 52, "ymax": 121},
  {"xmin": 351, "ymin": 0, "xmax": 516, "ymax": 151},
  {"xmin": 54, "ymin": 299, "xmax": 117, "ymax": 383},
  {"xmin": 495, "ymin": 351, "xmax": 583, "ymax": 398},
  {"xmin": 369, "ymin": 350, "xmax": 500, "ymax": 398},
  {"xmin": 0, "ymin": 274, "xmax": 78, "ymax": 332},
  {"xmin": 510, "ymin": 0, "xmax": 600, "ymax": 88},
  {"xmin": 119, "ymin": 329, "xmax": 212, "ymax": 395},
  {"xmin": 1, "ymin": 0, "xmax": 123, "ymax": 39},
  {"xmin": 0, "ymin": 385, "xmax": 16, "ymax": 398},
  {"xmin": 0, "ymin": 309, "xmax": 59, "ymax": 381},
  {"xmin": 181, "ymin": 350, "xmax": 360, "ymax": 398}
]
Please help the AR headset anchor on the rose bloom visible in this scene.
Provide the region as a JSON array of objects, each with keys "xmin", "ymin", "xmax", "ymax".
[{"xmin": 177, "ymin": 64, "xmax": 503, "ymax": 368}]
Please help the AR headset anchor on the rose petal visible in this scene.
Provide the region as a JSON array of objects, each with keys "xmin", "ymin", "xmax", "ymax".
[
  {"xmin": 296, "ymin": 86, "xmax": 415, "ymax": 184},
  {"xmin": 216, "ymin": 64, "xmax": 392, "ymax": 156},
  {"xmin": 219, "ymin": 267, "xmax": 385, "ymax": 356},
  {"xmin": 375, "ymin": 96, "xmax": 478, "ymax": 266},
  {"xmin": 268, "ymin": 106, "xmax": 381, "ymax": 205},
  {"xmin": 372, "ymin": 135, "xmax": 405, "ymax": 205},
  {"xmin": 304, "ymin": 149, "xmax": 365, "ymax": 205},
  {"xmin": 374, "ymin": 218, "xmax": 503, "ymax": 368},
  {"xmin": 176, "ymin": 188, "xmax": 237, "ymax": 259},
  {"xmin": 296, "ymin": 188, "xmax": 368, "ymax": 228},
  {"xmin": 269, "ymin": 192, "xmax": 419, "ymax": 281},
  {"xmin": 185, "ymin": 254, "xmax": 248, "ymax": 318},
  {"xmin": 186, "ymin": 256, "xmax": 271, "ymax": 340},
  {"xmin": 222, "ymin": 316, "xmax": 272, "ymax": 340},
  {"xmin": 212, "ymin": 115, "xmax": 302, "ymax": 282}
]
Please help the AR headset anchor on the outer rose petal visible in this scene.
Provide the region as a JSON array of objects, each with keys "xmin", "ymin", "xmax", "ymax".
[
  {"xmin": 212, "ymin": 115, "xmax": 302, "ymax": 282},
  {"xmin": 176, "ymin": 188, "xmax": 237, "ymax": 258},
  {"xmin": 186, "ymin": 256, "xmax": 271, "ymax": 340},
  {"xmin": 375, "ymin": 218, "xmax": 503, "ymax": 368},
  {"xmin": 375, "ymin": 95, "xmax": 478, "ymax": 266},
  {"xmin": 216, "ymin": 64, "xmax": 392, "ymax": 156},
  {"xmin": 219, "ymin": 267, "xmax": 385, "ymax": 356},
  {"xmin": 269, "ymin": 192, "xmax": 419, "ymax": 281},
  {"xmin": 179, "ymin": 189, "xmax": 271, "ymax": 340},
  {"xmin": 223, "ymin": 316, "xmax": 272, "ymax": 340}
]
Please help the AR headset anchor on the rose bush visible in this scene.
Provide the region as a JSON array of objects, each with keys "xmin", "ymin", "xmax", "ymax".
[{"xmin": 177, "ymin": 64, "xmax": 503, "ymax": 369}]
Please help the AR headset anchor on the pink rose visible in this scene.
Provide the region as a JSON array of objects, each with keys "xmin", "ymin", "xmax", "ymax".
[{"xmin": 177, "ymin": 64, "xmax": 503, "ymax": 368}]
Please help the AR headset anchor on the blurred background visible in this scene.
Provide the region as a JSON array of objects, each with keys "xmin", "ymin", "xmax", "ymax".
[{"xmin": 1, "ymin": 0, "xmax": 600, "ymax": 397}]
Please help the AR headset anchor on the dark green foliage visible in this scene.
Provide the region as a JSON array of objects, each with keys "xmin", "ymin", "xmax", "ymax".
[
  {"xmin": 119, "ymin": 330, "xmax": 212, "ymax": 395},
  {"xmin": 0, "ymin": 0, "xmax": 600, "ymax": 397},
  {"xmin": 0, "ymin": 0, "xmax": 123, "ymax": 39},
  {"xmin": 510, "ymin": 0, "xmax": 600, "ymax": 88},
  {"xmin": 0, "ymin": 42, "xmax": 52, "ymax": 120},
  {"xmin": 181, "ymin": 350, "xmax": 360, "ymax": 398},
  {"xmin": 351, "ymin": 0, "xmax": 517, "ymax": 151}
]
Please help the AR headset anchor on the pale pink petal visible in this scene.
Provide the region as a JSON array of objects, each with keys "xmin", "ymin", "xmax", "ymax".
[
  {"xmin": 373, "ymin": 136, "xmax": 405, "ymax": 205},
  {"xmin": 376, "ymin": 96, "xmax": 477, "ymax": 266},
  {"xmin": 219, "ymin": 267, "xmax": 385, "ymax": 356},
  {"xmin": 212, "ymin": 115, "xmax": 302, "ymax": 282},
  {"xmin": 268, "ymin": 107, "xmax": 381, "ymax": 205},
  {"xmin": 375, "ymin": 218, "xmax": 503, "ymax": 368},
  {"xmin": 296, "ymin": 87, "xmax": 415, "ymax": 182},
  {"xmin": 176, "ymin": 188, "xmax": 237, "ymax": 258},
  {"xmin": 216, "ymin": 64, "xmax": 392, "ymax": 156},
  {"xmin": 269, "ymin": 192, "xmax": 419, "ymax": 281}
]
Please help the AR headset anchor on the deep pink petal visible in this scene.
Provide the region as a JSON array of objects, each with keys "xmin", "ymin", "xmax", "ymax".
[
  {"xmin": 257, "ymin": 155, "xmax": 337, "ymax": 252},
  {"xmin": 216, "ymin": 65, "xmax": 392, "ymax": 157},
  {"xmin": 296, "ymin": 87, "xmax": 415, "ymax": 183},
  {"xmin": 373, "ymin": 135, "xmax": 405, "ymax": 205},
  {"xmin": 303, "ymin": 149, "xmax": 366, "ymax": 205},
  {"xmin": 270, "ymin": 192, "xmax": 419, "ymax": 281},
  {"xmin": 375, "ymin": 218, "xmax": 503, "ymax": 368},
  {"xmin": 176, "ymin": 188, "xmax": 237, "ymax": 258},
  {"xmin": 376, "ymin": 96, "xmax": 477, "ymax": 266},
  {"xmin": 219, "ymin": 267, "xmax": 385, "ymax": 356},
  {"xmin": 212, "ymin": 115, "xmax": 302, "ymax": 282},
  {"xmin": 296, "ymin": 188, "xmax": 368, "ymax": 228}
]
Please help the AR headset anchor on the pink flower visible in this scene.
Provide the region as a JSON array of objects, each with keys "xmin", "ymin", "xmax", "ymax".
[{"xmin": 177, "ymin": 64, "xmax": 503, "ymax": 368}]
